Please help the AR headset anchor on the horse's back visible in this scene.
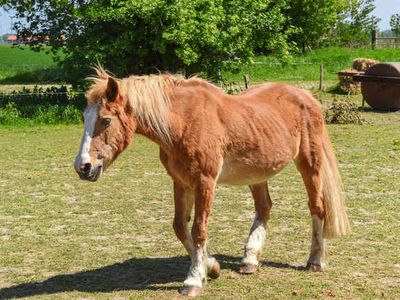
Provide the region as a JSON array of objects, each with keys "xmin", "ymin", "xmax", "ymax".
[
  {"xmin": 240, "ymin": 82, "xmax": 320, "ymax": 111},
  {"xmin": 168, "ymin": 79, "xmax": 324, "ymax": 186}
]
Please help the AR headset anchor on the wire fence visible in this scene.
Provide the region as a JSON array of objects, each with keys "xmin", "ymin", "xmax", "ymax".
[
  {"xmin": 0, "ymin": 91, "xmax": 84, "ymax": 97},
  {"xmin": 0, "ymin": 86, "xmax": 86, "ymax": 112},
  {"xmin": 0, "ymin": 64, "xmax": 55, "ymax": 71}
]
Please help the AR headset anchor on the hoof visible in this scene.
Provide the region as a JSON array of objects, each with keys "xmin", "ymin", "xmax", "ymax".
[
  {"xmin": 307, "ymin": 263, "xmax": 324, "ymax": 272},
  {"xmin": 179, "ymin": 286, "xmax": 203, "ymax": 297},
  {"xmin": 208, "ymin": 259, "xmax": 220, "ymax": 279},
  {"xmin": 239, "ymin": 263, "xmax": 258, "ymax": 274}
]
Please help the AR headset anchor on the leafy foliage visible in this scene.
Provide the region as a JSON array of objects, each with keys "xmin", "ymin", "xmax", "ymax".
[
  {"xmin": 3, "ymin": 0, "xmax": 292, "ymax": 83},
  {"xmin": 285, "ymin": 0, "xmax": 346, "ymax": 52},
  {"xmin": 2, "ymin": 0, "xmax": 380, "ymax": 84},
  {"xmin": 0, "ymin": 86, "xmax": 84, "ymax": 124},
  {"xmin": 390, "ymin": 13, "xmax": 400, "ymax": 35},
  {"xmin": 329, "ymin": 0, "xmax": 376, "ymax": 47}
]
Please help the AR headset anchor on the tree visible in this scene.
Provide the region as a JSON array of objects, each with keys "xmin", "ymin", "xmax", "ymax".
[
  {"xmin": 333, "ymin": 0, "xmax": 376, "ymax": 47},
  {"xmin": 390, "ymin": 14, "xmax": 400, "ymax": 35},
  {"xmin": 285, "ymin": 0, "xmax": 346, "ymax": 52},
  {"xmin": 2, "ymin": 0, "xmax": 292, "ymax": 84}
]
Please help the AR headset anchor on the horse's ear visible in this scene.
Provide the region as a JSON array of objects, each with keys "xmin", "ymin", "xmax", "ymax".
[{"xmin": 105, "ymin": 77, "xmax": 119, "ymax": 102}]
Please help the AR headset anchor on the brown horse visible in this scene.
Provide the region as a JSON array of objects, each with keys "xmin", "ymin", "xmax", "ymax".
[{"xmin": 74, "ymin": 67, "xmax": 350, "ymax": 296}]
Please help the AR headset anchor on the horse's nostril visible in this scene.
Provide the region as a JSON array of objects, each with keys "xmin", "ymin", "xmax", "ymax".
[{"xmin": 82, "ymin": 163, "xmax": 92, "ymax": 174}]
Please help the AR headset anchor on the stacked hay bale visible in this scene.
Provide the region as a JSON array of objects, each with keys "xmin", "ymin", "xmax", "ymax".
[
  {"xmin": 338, "ymin": 58, "xmax": 379, "ymax": 94},
  {"xmin": 352, "ymin": 58, "xmax": 379, "ymax": 72}
]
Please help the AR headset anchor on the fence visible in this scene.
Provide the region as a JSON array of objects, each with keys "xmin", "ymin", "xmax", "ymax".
[{"xmin": 371, "ymin": 29, "xmax": 400, "ymax": 48}]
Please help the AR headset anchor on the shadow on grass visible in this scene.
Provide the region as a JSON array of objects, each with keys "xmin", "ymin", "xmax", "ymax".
[
  {"xmin": 359, "ymin": 106, "xmax": 400, "ymax": 113},
  {"xmin": 0, "ymin": 256, "xmax": 189, "ymax": 299},
  {"xmin": 0, "ymin": 254, "xmax": 307, "ymax": 299},
  {"xmin": 0, "ymin": 67, "xmax": 65, "ymax": 84}
]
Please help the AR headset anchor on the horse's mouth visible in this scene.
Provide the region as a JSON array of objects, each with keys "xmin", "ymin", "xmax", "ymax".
[{"xmin": 79, "ymin": 165, "xmax": 103, "ymax": 182}]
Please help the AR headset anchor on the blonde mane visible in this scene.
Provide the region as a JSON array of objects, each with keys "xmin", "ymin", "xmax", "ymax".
[
  {"xmin": 121, "ymin": 74, "xmax": 183, "ymax": 143},
  {"xmin": 87, "ymin": 66, "xmax": 185, "ymax": 143}
]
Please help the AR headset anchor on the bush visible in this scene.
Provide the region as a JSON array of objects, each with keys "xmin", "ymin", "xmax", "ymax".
[
  {"xmin": 0, "ymin": 102, "xmax": 22, "ymax": 125},
  {"xmin": 0, "ymin": 86, "xmax": 85, "ymax": 125},
  {"xmin": 34, "ymin": 104, "xmax": 82, "ymax": 124}
]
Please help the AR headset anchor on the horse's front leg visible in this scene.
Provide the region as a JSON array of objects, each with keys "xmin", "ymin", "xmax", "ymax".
[{"xmin": 179, "ymin": 178, "xmax": 220, "ymax": 296}]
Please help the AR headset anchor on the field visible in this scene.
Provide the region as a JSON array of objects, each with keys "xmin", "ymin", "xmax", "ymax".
[
  {"xmin": 0, "ymin": 45, "xmax": 61, "ymax": 84},
  {"xmin": 1, "ymin": 45, "xmax": 400, "ymax": 298},
  {"xmin": 223, "ymin": 47, "xmax": 400, "ymax": 83},
  {"xmin": 1, "ymin": 45, "xmax": 400, "ymax": 85},
  {"xmin": 0, "ymin": 92, "xmax": 400, "ymax": 299}
]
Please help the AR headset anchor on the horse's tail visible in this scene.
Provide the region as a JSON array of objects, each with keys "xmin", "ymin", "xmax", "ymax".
[{"xmin": 321, "ymin": 128, "xmax": 351, "ymax": 239}]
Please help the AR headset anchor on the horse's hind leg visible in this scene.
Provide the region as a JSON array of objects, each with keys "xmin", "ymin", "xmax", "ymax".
[
  {"xmin": 172, "ymin": 181, "xmax": 220, "ymax": 296},
  {"xmin": 241, "ymin": 182, "xmax": 272, "ymax": 274},
  {"xmin": 295, "ymin": 153, "xmax": 325, "ymax": 272}
]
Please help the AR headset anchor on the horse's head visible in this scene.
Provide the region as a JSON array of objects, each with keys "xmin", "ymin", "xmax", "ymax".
[{"xmin": 74, "ymin": 71, "xmax": 137, "ymax": 181}]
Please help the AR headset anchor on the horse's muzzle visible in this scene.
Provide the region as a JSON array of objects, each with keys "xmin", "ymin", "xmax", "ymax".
[{"xmin": 76, "ymin": 163, "xmax": 103, "ymax": 182}]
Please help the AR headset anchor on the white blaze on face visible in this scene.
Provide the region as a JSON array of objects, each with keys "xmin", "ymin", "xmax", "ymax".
[{"xmin": 74, "ymin": 104, "xmax": 99, "ymax": 169}]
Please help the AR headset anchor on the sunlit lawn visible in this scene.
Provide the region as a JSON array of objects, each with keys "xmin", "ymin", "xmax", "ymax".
[{"xmin": 0, "ymin": 96, "xmax": 399, "ymax": 299}]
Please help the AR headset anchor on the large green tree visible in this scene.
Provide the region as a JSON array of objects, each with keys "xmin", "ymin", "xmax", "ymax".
[
  {"xmin": 333, "ymin": 0, "xmax": 376, "ymax": 47},
  {"xmin": 285, "ymin": 0, "xmax": 346, "ymax": 52},
  {"xmin": 390, "ymin": 13, "xmax": 400, "ymax": 35},
  {"xmin": 2, "ymin": 0, "xmax": 291, "ymax": 83}
]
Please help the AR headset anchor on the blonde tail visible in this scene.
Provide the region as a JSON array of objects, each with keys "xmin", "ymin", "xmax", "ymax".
[{"xmin": 321, "ymin": 129, "xmax": 351, "ymax": 239}]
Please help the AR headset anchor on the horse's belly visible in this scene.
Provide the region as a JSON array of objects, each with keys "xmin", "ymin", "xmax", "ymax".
[{"xmin": 217, "ymin": 157, "xmax": 287, "ymax": 185}]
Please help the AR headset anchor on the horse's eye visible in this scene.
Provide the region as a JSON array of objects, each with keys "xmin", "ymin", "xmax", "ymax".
[{"xmin": 101, "ymin": 118, "xmax": 111, "ymax": 127}]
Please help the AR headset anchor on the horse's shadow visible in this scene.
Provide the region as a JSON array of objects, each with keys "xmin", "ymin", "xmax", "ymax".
[{"xmin": 0, "ymin": 255, "xmax": 306, "ymax": 299}]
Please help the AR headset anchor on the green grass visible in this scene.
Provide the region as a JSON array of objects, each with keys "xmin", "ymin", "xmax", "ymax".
[
  {"xmin": 0, "ymin": 45, "xmax": 63, "ymax": 83},
  {"xmin": 1, "ymin": 45, "xmax": 399, "ymax": 85},
  {"xmin": 0, "ymin": 93, "xmax": 399, "ymax": 299},
  {"xmin": 223, "ymin": 47, "xmax": 400, "ymax": 83}
]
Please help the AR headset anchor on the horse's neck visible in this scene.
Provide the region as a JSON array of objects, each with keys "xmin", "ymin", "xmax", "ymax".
[{"xmin": 135, "ymin": 121, "xmax": 172, "ymax": 151}]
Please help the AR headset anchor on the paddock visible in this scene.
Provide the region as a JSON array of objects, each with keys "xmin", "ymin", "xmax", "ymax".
[{"xmin": 0, "ymin": 103, "xmax": 399, "ymax": 298}]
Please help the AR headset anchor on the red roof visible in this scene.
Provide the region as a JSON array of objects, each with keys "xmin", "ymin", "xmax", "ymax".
[{"xmin": 6, "ymin": 34, "xmax": 17, "ymax": 41}]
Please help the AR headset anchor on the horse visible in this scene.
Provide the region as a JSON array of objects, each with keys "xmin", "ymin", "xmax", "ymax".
[{"xmin": 74, "ymin": 67, "xmax": 350, "ymax": 297}]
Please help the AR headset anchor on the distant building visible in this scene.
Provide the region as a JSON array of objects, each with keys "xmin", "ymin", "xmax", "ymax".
[
  {"xmin": 1, "ymin": 33, "xmax": 66, "ymax": 45},
  {"xmin": 5, "ymin": 34, "xmax": 17, "ymax": 44}
]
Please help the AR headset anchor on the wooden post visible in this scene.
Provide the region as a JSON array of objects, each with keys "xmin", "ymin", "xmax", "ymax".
[
  {"xmin": 371, "ymin": 29, "xmax": 377, "ymax": 49},
  {"xmin": 371, "ymin": 17, "xmax": 377, "ymax": 49},
  {"xmin": 319, "ymin": 64, "xmax": 324, "ymax": 91},
  {"xmin": 244, "ymin": 74, "xmax": 250, "ymax": 89}
]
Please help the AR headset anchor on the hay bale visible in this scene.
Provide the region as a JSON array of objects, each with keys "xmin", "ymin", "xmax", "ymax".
[
  {"xmin": 352, "ymin": 58, "xmax": 379, "ymax": 72},
  {"xmin": 338, "ymin": 68, "xmax": 361, "ymax": 94}
]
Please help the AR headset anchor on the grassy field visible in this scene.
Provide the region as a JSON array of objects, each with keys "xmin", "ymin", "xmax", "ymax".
[
  {"xmin": 0, "ymin": 45, "xmax": 61, "ymax": 84},
  {"xmin": 1, "ymin": 44, "xmax": 399, "ymax": 85},
  {"xmin": 0, "ymin": 92, "xmax": 399, "ymax": 299},
  {"xmin": 223, "ymin": 47, "xmax": 400, "ymax": 83}
]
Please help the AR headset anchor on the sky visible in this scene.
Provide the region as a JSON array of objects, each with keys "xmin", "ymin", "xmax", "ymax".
[
  {"xmin": 0, "ymin": 0, "xmax": 399, "ymax": 35},
  {"xmin": 373, "ymin": 0, "xmax": 400, "ymax": 30}
]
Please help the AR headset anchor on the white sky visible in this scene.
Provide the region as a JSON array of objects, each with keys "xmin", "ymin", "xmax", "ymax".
[
  {"xmin": 0, "ymin": 1, "xmax": 399, "ymax": 35},
  {"xmin": 373, "ymin": 0, "xmax": 399, "ymax": 30}
]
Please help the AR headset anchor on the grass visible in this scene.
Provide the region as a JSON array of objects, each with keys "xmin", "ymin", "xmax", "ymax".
[
  {"xmin": 223, "ymin": 47, "xmax": 400, "ymax": 83},
  {"xmin": 1, "ymin": 45, "xmax": 399, "ymax": 85},
  {"xmin": 0, "ymin": 45, "xmax": 63, "ymax": 83},
  {"xmin": 0, "ymin": 92, "xmax": 399, "ymax": 299}
]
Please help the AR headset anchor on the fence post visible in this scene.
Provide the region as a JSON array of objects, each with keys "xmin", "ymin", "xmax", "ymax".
[
  {"xmin": 319, "ymin": 64, "xmax": 324, "ymax": 91},
  {"xmin": 243, "ymin": 74, "xmax": 250, "ymax": 89},
  {"xmin": 371, "ymin": 17, "xmax": 377, "ymax": 49},
  {"xmin": 371, "ymin": 29, "xmax": 377, "ymax": 49},
  {"xmin": 217, "ymin": 69, "xmax": 222, "ymax": 87}
]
